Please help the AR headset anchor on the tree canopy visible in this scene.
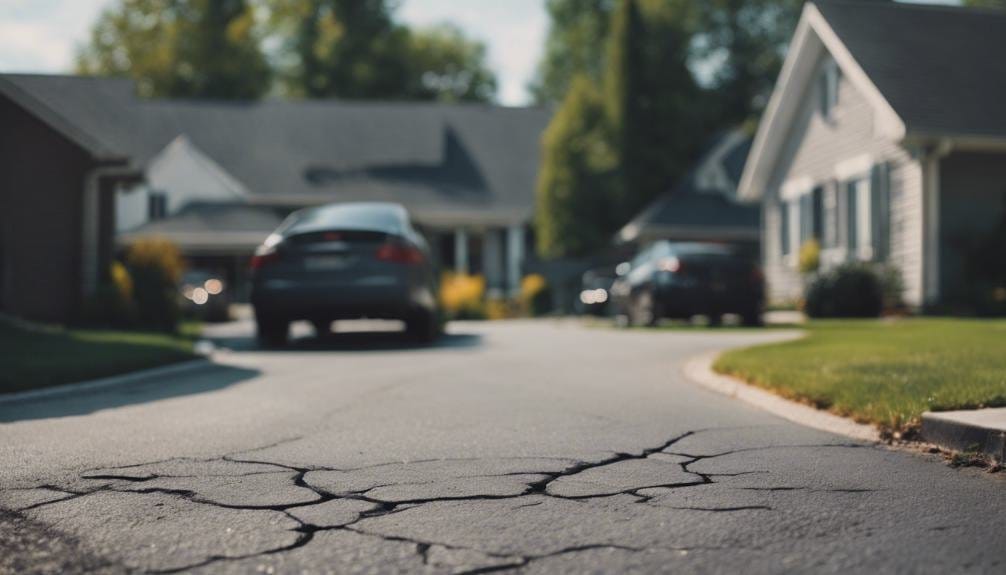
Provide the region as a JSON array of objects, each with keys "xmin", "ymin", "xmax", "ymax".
[
  {"xmin": 76, "ymin": 0, "xmax": 498, "ymax": 102},
  {"xmin": 535, "ymin": 0, "xmax": 704, "ymax": 258},
  {"xmin": 77, "ymin": 0, "xmax": 272, "ymax": 99}
]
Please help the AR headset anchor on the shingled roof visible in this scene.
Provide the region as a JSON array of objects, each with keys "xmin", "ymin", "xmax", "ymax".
[
  {"xmin": 815, "ymin": 0, "xmax": 1006, "ymax": 139},
  {"xmin": 617, "ymin": 130, "xmax": 760, "ymax": 244},
  {"xmin": 0, "ymin": 74, "xmax": 550, "ymax": 226}
]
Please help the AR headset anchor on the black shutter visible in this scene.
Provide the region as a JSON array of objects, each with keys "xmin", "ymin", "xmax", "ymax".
[{"xmin": 871, "ymin": 163, "xmax": 891, "ymax": 261}]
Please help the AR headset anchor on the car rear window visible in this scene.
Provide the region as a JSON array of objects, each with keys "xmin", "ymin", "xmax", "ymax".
[{"xmin": 286, "ymin": 230, "xmax": 389, "ymax": 245}]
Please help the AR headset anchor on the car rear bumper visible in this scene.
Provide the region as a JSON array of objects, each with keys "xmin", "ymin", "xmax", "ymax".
[
  {"xmin": 653, "ymin": 284, "xmax": 762, "ymax": 317},
  {"xmin": 251, "ymin": 279, "xmax": 435, "ymax": 321}
]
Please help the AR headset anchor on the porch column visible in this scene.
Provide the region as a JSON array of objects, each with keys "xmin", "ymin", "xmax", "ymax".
[
  {"xmin": 922, "ymin": 154, "xmax": 942, "ymax": 306},
  {"xmin": 81, "ymin": 174, "xmax": 102, "ymax": 297},
  {"xmin": 506, "ymin": 225, "xmax": 525, "ymax": 297},
  {"xmin": 454, "ymin": 228, "xmax": 469, "ymax": 274},
  {"xmin": 482, "ymin": 228, "xmax": 504, "ymax": 298}
]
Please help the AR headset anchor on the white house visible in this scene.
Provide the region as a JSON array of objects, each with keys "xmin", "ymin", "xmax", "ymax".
[{"xmin": 739, "ymin": 0, "xmax": 1006, "ymax": 310}]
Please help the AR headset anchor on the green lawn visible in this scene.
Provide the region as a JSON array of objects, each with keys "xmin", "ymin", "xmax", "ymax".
[
  {"xmin": 714, "ymin": 319, "xmax": 1006, "ymax": 432},
  {"xmin": 0, "ymin": 319, "xmax": 199, "ymax": 395}
]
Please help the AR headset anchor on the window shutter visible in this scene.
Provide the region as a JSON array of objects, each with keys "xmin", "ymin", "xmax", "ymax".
[
  {"xmin": 846, "ymin": 181, "xmax": 858, "ymax": 254},
  {"xmin": 870, "ymin": 163, "xmax": 891, "ymax": 261},
  {"xmin": 779, "ymin": 201, "xmax": 791, "ymax": 256}
]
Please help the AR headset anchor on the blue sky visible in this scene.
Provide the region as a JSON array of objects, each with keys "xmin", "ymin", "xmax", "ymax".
[{"xmin": 0, "ymin": 0, "xmax": 548, "ymax": 106}]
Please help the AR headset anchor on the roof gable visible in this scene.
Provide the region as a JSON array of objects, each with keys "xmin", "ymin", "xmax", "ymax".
[
  {"xmin": 739, "ymin": 0, "xmax": 1006, "ymax": 200},
  {"xmin": 738, "ymin": 1, "xmax": 904, "ymax": 200}
]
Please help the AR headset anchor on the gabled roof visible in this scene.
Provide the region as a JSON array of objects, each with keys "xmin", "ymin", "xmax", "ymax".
[
  {"xmin": 738, "ymin": 0, "xmax": 1006, "ymax": 200},
  {"xmin": 816, "ymin": 0, "xmax": 1006, "ymax": 140},
  {"xmin": 617, "ymin": 130, "xmax": 759, "ymax": 244},
  {"xmin": 0, "ymin": 74, "xmax": 551, "ymax": 225},
  {"xmin": 147, "ymin": 135, "xmax": 250, "ymax": 200}
]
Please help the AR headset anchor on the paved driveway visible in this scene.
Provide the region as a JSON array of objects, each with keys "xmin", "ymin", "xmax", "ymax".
[{"xmin": 1, "ymin": 320, "xmax": 1004, "ymax": 573}]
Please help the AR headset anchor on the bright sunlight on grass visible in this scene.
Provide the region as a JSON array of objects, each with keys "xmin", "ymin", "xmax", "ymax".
[
  {"xmin": 714, "ymin": 319, "xmax": 1006, "ymax": 432},
  {"xmin": 0, "ymin": 319, "xmax": 199, "ymax": 395}
]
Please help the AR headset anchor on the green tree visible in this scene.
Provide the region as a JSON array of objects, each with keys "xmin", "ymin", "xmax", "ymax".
[
  {"xmin": 77, "ymin": 0, "xmax": 271, "ymax": 99},
  {"xmin": 692, "ymin": 0, "xmax": 802, "ymax": 124},
  {"xmin": 529, "ymin": 0, "xmax": 614, "ymax": 104},
  {"xmin": 268, "ymin": 0, "xmax": 496, "ymax": 101},
  {"xmin": 403, "ymin": 25, "xmax": 497, "ymax": 103},
  {"xmin": 535, "ymin": 76, "xmax": 616, "ymax": 258},
  {"xmin": 604, "ymin": 0, "xmax": 702, "ymax": 221}
]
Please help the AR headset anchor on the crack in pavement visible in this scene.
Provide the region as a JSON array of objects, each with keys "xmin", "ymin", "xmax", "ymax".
[{"xmin": 11, "ymin": 430, "xmax": 852, "ymax": 573}]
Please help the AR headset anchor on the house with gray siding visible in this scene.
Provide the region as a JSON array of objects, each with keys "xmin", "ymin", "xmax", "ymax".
[
  {"xmin": 0, "ymin": 73, "xmax": 550, "ymax": 318},
  {"xmin": 739, "ymin": 0, "xmax": 1006, "ymax": 310}
]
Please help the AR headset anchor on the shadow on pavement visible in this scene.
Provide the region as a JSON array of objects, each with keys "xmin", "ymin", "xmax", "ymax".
[
  {"xmin": 202, "ymin": 320, "xmax": 483, "ymax": 353},
  {"xmin": 274, "ymin": 331, "xmax": 483, "ymax": 353},
  {"xmin": 0, "ymin": 364, "xmax": 260, "ymax": 423}
]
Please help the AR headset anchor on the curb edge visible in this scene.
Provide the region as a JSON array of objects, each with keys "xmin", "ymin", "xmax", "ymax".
[{"xmin": 683, "ymin": 351, "xmax": 881, "ymax": 443}]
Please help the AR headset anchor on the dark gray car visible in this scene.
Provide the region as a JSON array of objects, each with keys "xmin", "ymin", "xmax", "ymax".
[
  {"xmin": 250, "ymin": 202, "xmax": 439, "ymax": 345},
  {"xmin": 610, "ymin": 242, "xmax": 764, "ymax": 327}
]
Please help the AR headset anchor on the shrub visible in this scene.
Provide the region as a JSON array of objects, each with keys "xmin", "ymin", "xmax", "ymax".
[
  {"xmin": 439, "ymin": 272, "xmax": 487, "ymax": 320},
  {"xmin": 798, "ymin": 239, "xmax": 821, "ymax": 274},
  {"xmin": 877, "ymin": 265, "xmax": 906, "ymax": 312},
  {"xmin": 519, "ymin": 274, "xmax": 551, "ymax": 317},
  {"xmin": 804, "ymin": 263, "xmax": 884, "ymax": 318},
  {"xmin": 125, "ymin": 237, "xmax": 185, "ymax": 332},
  {"xmin": 80, "ymin": 262, "xmax": 138, "ymax": 327},
  {"xmin": 486, "ymin": 298, "xmax": 519, "ymax": 320}
]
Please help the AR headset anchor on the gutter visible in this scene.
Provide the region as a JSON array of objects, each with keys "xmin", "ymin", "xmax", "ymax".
[{"xmin": 82, "ymin": 162, "xmax": 143, "ymax": 297}]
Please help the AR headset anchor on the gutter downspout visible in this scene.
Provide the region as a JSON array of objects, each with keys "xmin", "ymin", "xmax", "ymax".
[
  {"xmin": 82, "ymin": 163, "xmax": 140, "ymax": 298},
  {"xmin": 921, "ymin": 139, "xmax": 953, "ymax": 308}
]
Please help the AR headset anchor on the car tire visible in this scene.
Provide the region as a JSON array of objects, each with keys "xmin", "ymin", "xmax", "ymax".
[
  {"xmin": 741, "ymin": 310, "xmax": 764, "ymax": 327},
  {"xmin": 629, "ymin": 290, "xmax": 660, "ymax": 328},
  {"xmin": 406, "ymin": 311, "xmax": 439, "ymax": 344},
  {"xmin": 256, "ymin": 313, "xmax": 289, "ymax": 347},
  {"xmin": 312, "ymin": 319, "xmax": 332, "ymax": 338}
]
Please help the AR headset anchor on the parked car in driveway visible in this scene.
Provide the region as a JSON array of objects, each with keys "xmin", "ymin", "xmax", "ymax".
[
  {"xmin": 250, "ymin": 202, "xmax": 440, "ymax": 345},
  {"xmin": 611, "ymin": 242, "xmax": 764, "ymax": 327}
]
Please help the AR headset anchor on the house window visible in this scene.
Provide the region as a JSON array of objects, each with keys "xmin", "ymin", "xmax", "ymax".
[
  {"xmin": 148, "ymin": 192, "xmax": 167, "ymax": 221},
  {"xmin": 798, "ymin": 187, "xmax": 825, "ymax": 246},
  {"xmin": 870, "ymin": 163, "xmax": 892, "ymax": 260},
  {"xmin": 823, "ymin": 182, "xmax": 841, "ymax": 249},
  {"xmin": 819, "ymin": 59, "xmax": 840, "ymax": 119},
  {"xmin": 844, "ymin": 177, "xmax": 878, "ymax": 261}
]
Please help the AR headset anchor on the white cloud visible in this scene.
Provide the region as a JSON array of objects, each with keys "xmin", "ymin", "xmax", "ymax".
[
  {"xmin": 0, "ymin": 0, "xmax": 547, "ymax": 105},
  {"xmin": 0, "ymin": 0, "xmax": 113, "ymax": 72}
]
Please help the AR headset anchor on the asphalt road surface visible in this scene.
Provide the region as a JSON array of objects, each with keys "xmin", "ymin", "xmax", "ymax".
[{"xmin": 2, "ymin": 320, "xmax": 1004, "ymax": 574}]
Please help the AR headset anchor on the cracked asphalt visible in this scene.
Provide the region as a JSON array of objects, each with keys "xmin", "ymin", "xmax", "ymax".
[{"xmin": 2, "ymin": 320, "xmax": 1005, "ymax": 574}]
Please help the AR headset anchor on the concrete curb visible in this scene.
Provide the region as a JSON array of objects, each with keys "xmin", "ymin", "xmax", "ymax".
[
  {"xmin": 683, "ymin": 352, "xmax": 881, "ymax": 443},
  {"xmin": 922, "ymin": 410, "xmax": 1006, "ymax": 464},
  {"xmin": 0, "ymin": 358, "xmax": 215, "ymax": 405}
]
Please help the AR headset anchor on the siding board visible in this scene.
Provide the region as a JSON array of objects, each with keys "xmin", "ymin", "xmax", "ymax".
[{"xmin": 761, "ymin": 52, "xmax": 924, "ymax": 306}]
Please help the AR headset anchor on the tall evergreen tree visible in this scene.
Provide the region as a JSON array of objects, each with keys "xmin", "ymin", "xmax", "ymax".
[
  {"xmin": 535, "ymin": 76, "xmax": 617, "ymax": 259},
  {"xmin": 529, "ymin": 0, "xmax": 614, "ymax": 104},
  {"xmin": 604, "ymin": 0, "xmax": 702, "ymax": 221},
  {"xmin": 603, "ymin": 0, "xmax": 646, "ymax": 220}
]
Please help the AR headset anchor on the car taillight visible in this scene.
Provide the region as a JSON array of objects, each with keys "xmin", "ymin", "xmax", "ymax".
[
  {"xmin": 657, "ymin": 257, "xmax": 682, "ymax": 273},
  {"xmin": 250, "ymin": 249, "xmax": 280, "ymax": 270},
  {"xmin": 376, "ymin": 242, "xmax": 424, "ymax": 265}
]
